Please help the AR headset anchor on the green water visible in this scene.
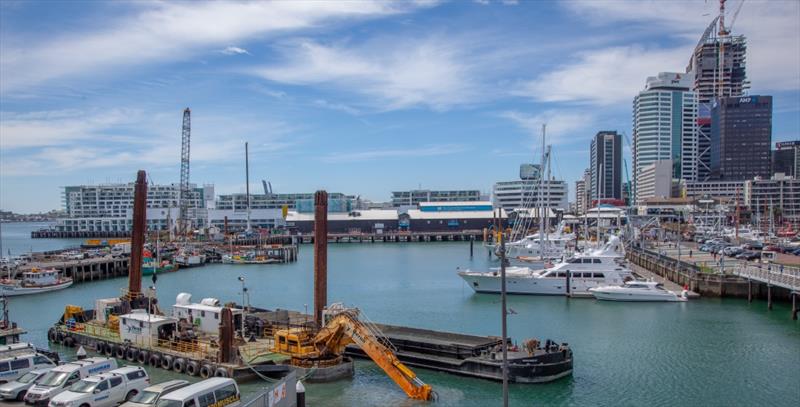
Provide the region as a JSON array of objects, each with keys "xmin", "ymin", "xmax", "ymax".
[{"xmin": 3, "ymin": 223, "xmax": 800, "ymax": 406}]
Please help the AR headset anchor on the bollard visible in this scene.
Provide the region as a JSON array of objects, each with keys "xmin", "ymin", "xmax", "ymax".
[
  {"xmin": 470, "ymin": 237, "xmax": 474, "ymax": 258},
  {"xmin": 296, "ymin": 380, "xmax": 306, "ymax": 407}
]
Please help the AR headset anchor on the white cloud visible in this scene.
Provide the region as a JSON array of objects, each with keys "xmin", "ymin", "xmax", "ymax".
[
  {"xmin": 221, "ymin": 46, "xmax": 251, "ymax": 56},
  {"xmin": 498, "ymin": 110, "xmax": 598, "ymax": 145},
  {"xmin": 562, "ymin": 0, "xmax": 800, "ymax": 93},
  {"xmin": 322, "ymin": 144, "xmax": 466, "ymax": 163},
  {"xmin": 251, "ymin": 38, "xmax": 480, "ymax": 111},
  {"xmin": 0, "ymin": 1, "xmax": 436, "ymax": 93},
  {"xmin": 515, "ymin": 45, "xmax": 691, "ymax": 106},
  {"xmin": 313, "ymin": 99, "xmax": 361, "ymax": 115}
]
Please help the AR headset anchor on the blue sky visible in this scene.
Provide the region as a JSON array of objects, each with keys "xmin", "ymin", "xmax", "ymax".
[{"xmin": 1, "ymin": 0, "xmax": 798, "ymax": 213}]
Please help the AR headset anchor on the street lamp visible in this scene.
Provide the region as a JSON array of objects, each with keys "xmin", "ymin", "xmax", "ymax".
[{"xmin": 237, "ymin": 276, "xmax": 247, "ymax": 338}]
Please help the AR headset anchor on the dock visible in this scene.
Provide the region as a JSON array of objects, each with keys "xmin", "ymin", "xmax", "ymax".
[{"xmin": 17, "ymin": 256, "xmax": 131, "ymax": 283}]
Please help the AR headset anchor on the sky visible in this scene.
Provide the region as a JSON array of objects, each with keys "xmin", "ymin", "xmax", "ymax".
[{"xmin": 1, "ymin": 0, "xmax": 799, "ymax": 213}]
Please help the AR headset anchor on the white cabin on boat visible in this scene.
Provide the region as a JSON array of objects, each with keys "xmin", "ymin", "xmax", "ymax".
[
  {"xmin": 119, "ymin": 310, "xmax": 178, "ymax": 347},
  {"xmin": 21, "ymin": 268, "xmax": 60, "ymax": 286},
  {"xmin": 171, "ymin": 293, "xmax": 242, "ymax": 335}
]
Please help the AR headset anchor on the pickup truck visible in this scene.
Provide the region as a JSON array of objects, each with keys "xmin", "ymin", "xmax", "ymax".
[{"xmin": 48, "ymin": 366, "xmax": 149, "ymax": 407}]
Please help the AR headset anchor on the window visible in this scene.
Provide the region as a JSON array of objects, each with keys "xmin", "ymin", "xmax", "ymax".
[
  {"xmin": 0, "ymin": 362, "xmax": 9, "ymax": 372},
  {"xmin": 127, "ymin": 370, "xmax": 146, "ymax": 380},
  {"xmin": 96, "ymin": 380, "xmax": 109, "ymax": 391},
  {"xmin": 201, "ymin": 311, "xmax": 206, "ymax": 317},
  {"xmin": 593, "ymin": 259, "xmax": 601, "ymax": 264},
  {"xmin": 556, "ymin": 272, "xmax": 567, "ymax": 278},
  {"xmin": 110, "ymin": 376, "xmax": 123, "ymax": 387},
  {"xmin": 593, "ymin": 273, "xmax": 605, "ymax": 278},
  {"xmin": 214, "ymin": 313, "xmax": 219, "ymax": 320},
  {"xmin": 10, "ymin": 358, "xmax": 30, "ymax": 369},
  {"xmin": 198, "ymin": 392, "xmax": 216, "ymax": 407},
  {"xmin": 182, "ymin": 400, "xmax": 196, "ymax": 407},
  {"xmin": 214, "ymin": 385, "xmax": 238, "ymax": 403}
]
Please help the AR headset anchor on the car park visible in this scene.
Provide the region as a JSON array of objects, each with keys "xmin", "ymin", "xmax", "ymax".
[
  {"xmin": 0, "ymin": 368, "xmax": 53, "ymax": 401},
  {"xmin": 120, "ymin": 379, "xmax": 190, "ymax": 407},
  {"xmin": 48, "ymin": 366, "xmax": 149, "ymax": 407},
  {"xmin": 24, "ymin": 357, "xmax": 117, "ymax": 405},
  {"xmin": 154, "ymin": 378, "xmax": 240, "ymax": 407},
  {"xmin": 0, "ymin": 352, "xmax": 57, "ymax": 383}
]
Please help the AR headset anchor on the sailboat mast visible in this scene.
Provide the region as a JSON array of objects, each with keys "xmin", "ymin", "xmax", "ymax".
[
  {"xmin": 245, "ymin": 142, "xmax": 252, "ymax": 233},
  {"xmin": 539, "ymin": 124, "xmax": 546, "ymax": 260}
]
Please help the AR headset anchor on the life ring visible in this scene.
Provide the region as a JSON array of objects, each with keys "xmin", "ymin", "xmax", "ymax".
[
  {"xmin": 125, "ymin": 348, "xmax": 138, "ymax": 362},
  {"xmin": 63, "ymin": 336, "xmax": 76, "ymax": 347},
  {"xmin": 161, "ymin": 355, "xmax": 174, "ymax": 370},
  {"xmin": 115, "ymin": 346, "xmax": 125, "ymax": 359},
  {"xmin": 214, "ymin": 367, "xmax": 228, "ymax": 378},
  {"xmin": 185, "ymin": 361, "xmax": 199, "ymax": 376},
  {"xmin": 199, "ymin": 364, "xmax": 214, "ymax": 379},
  {"xmin": 172, "ymin": 358, "xmax": 186, "ymax": 373},
  {"xmin": 136, "ymin": 350, "xmax": 148, "ymax": 364},
  {"xmin": 47, "ymin": 328, "xmax": 58, "ymax": 342},
  {"xmin": 148, "ymin": 353, "xmax": 161, "ymax": 367}
]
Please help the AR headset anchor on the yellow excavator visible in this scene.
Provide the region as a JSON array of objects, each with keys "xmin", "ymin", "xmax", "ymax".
[{"xmin": 273, "ymin": 305, "xmax": 434, "ymax": 401}]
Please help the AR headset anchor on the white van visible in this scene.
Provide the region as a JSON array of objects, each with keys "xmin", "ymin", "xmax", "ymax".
[
  {"xmin": 0, "ymin": 368, "xmax": 53, "ymax": 401},
  {"xmin": 24, "ymin": 357, "xmax": 117, "ymax": 405},
  {"xmin": 48, "ymin": 366, "xmax": 150, "ymax": 407},
  {"xmin": 155, "ymin": 378, "xmax": 240, "ymax": 407},
  {"xmin": 0, "ymin": 353, "xmax": 56, "ymax": 383}
]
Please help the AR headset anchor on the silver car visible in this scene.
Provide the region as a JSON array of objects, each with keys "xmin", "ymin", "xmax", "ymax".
[
  {"xmin": 120, "ymin": 379, "xmax": 190, "ymax": 407},
  {"xmin": 0, "ymin": 368, "xmax": 52, "ymax": 401}
]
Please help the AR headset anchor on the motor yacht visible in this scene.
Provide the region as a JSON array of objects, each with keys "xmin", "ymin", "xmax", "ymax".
[
  {"xmin": 459, "ymin": 236, "xmax": 632, "ymax": 296},
  {"xmin": 589, "ymin": 280, "xmax": 688, "ymax": 302}
]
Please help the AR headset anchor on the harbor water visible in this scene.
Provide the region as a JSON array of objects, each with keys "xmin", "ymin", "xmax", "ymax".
[{"xmin": 3, "ymin": 223, "xmax": 799, "ymax": 406}]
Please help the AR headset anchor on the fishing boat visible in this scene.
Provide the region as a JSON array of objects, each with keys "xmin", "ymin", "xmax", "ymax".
[
  {"xmin": 458, "ymin": 236, "xmax": 632, "ymax": 296},
  {"xmin": 0, "ymin": 268, "xmax": 73, "ymax": 297},
  {"xmin": 589, "ymin": 281, "xmax": 688, "ymax": 302},
  {"xmin": 174, "ymin": 250, "xmax": 206, "ymax": 267},
  {"xmin": 222, "ymin": 251, "xmax": 280, "ymax": 265},
  {"xmin": 142, "ymin": 258, "xmax": 175, "ymax": 275}
]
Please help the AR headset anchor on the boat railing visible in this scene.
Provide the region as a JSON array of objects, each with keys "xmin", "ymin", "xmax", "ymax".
[
  {"xmin": 59, "ymin": 322, "xmax": 120, "ymax": 341},
  {"xmin": 156, "ymin": 338, "xmax": 215, "ymax": 359}
]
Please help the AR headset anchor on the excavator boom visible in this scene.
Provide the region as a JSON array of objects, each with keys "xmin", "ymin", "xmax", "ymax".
[{"xmin": 314, "ymin": 310, "xmax": 433, "ymax": 401}]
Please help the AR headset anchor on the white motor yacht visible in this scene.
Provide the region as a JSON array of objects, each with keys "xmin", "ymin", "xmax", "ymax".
[
  {"xmin": 589, "ymin": 281, "xmax": 688, "ymax": 302},
  {"xmin": 459, "ymin": 236, "xmax": 632, "ymax": 296}
]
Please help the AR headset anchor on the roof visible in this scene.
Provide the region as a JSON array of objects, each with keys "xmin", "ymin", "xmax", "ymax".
[
  {"xmin": 161, "ymin": 378, "xmax": 236, "ymax": 400},
  {"xmin": 286, "ymin": 209, "xmax": 398, "ymax": 222},
  {"xmin": 418, "ymin": 201, "xmax": 492, "ymax": 207},
  {"xmin": 642, "ymin": 197, "xmax": 694, "ymax": 205},
  {"xmin": 120, "ymin": 312, "xmax": 176, "ymax": 324},
  {"xmin": 173, "ymin": 303, "xmax": 242, "ymax": 314},
  {"xmin": 407, "ymin": 209, "xmax": 507, "ymax": 220}
]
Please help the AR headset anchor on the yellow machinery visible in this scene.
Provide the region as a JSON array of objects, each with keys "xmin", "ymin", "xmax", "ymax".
[
  {"xmin": 273, "ymin": 307, "xmax": 433, "ymax": 401},
  {"xmin": 63, "ymin": 305, "xmax": 84, "ymax": 322}
]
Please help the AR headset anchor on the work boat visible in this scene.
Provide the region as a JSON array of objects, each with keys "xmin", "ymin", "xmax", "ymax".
[
  {"xmin": 0, "ymin": 268, "xmax": 73, "ymax": 296},
  {"xmin": 589, "ymin": 281, "xmax": 688, "ymax": 302},
  {"xmin": 458, "ymin": 236, "xmax": 632, "ymax": 296}
]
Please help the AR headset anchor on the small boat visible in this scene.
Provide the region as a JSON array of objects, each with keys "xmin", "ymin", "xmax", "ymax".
[
  {"xmin": 0, "ymin": 268, "xmax": 73, "ymax": 297},
  {"xmin": 142, "ymin": 258, "xmax": 175, "ymax": 275},
  {"xmin": 589, "ymin": 281, "xmax": 688, "ymax": 302},
  {"xmin": 222, "ymin": 251, "xmax": 280, "ymax": 264},
  {"xmin": 173, "ymin": 251, "xmax": 206, "ymax": 268}
]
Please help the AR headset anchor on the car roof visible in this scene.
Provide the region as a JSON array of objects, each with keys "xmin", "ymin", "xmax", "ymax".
[
  {"xmin": 110, "ymin": 366, "xmax": 146, "ymax": 374},
  {"xmin": 143, "ymin": 380, "xmax": 190, "ymax": 393},
  {"xmin": 160, "ymin": 378, "xmax": 236, "ymax": 400}
]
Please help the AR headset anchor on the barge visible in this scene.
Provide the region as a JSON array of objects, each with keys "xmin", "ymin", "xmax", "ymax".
[{"xmin": 344, "ymin": 323, "xmax": 572, "ymax": 383}]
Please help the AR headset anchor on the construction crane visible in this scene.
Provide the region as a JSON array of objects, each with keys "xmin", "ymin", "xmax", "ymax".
[
  {"xmin": 178, "ymin": 108, "xmax": 191, "ymax": 237},
  {"xmin": 273, "ymin": 305, "xmax": 434, "ymax": 401}
]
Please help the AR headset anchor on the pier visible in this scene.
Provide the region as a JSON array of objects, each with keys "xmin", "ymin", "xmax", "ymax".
[{"xmin": 17, "ymin": 256, "xmax": 130, "ymax": 283}]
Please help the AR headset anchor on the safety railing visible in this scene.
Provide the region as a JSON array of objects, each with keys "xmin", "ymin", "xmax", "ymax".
[
  {"xmin": 155, "ymin": 338, "xmax": 213, "ymax": 358},
  {"xmin": 60, "ymin": 322, "xmax": 120, "ymax": 340}
]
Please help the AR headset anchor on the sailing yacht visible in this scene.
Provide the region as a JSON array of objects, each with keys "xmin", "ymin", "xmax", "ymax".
[
  {"xmin": 458, "ymin": 236, "xmax": 632, "ymax": 296},
  {"xmin": 504, "ymin": 220, "xmax": 574, "ymax": 262}
]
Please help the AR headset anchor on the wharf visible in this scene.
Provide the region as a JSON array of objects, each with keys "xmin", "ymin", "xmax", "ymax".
[
  {"xmin": 17, "ymin": 256, "xmax": 131, "ymax": 283},
  {"xmin": 296, "ymin": 230, "xmax": 484, "ymax": 244},
  {"xmin": 627, "ymin": 261, "xmax": 700, "ymax": 298}
]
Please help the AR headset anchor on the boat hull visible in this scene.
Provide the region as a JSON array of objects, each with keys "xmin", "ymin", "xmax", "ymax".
[
  {"xmin": 589, "ymin": 289, "xmax": 685, "ymax": 302},
  {"xmin": 458, "ymin": 272, "xmax": 609, "ymax": 296},
  {"xmin": 0, "ymin": 280, "xmax": 73, "ymax": 296}
]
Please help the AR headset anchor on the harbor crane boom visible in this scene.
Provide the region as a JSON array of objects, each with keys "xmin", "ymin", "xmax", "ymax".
[{"xmin": 274, "ymin": 306, "xmax": 434, "ymax": 401}]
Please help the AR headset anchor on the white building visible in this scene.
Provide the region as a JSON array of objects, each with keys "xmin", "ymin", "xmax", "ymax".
[
  {"xmin": 492, "ymin": 179, "xmax": 569, "ymax": 210},
  {"xmin": 57, "ymin": 183, "xmax": 214, "ymax": 233},
  {"xmin": 390, "ymin": 190, "xmax": 482, "ymax": 207},
  {"xmin": 636, "ymin": 160, "xmax": 673, "ymax": 204},
  {"xmin": 744, "ymin": 175, "xmax": 800, "ymax": 225},
  {"xmin": 684, "ymin": 180, "xmax": 745, "ymax": 201},
  {"xmin": 633, "ymin": 72, "xmax": 698, "ymax": 203},
  {"xmin": 575, "ymin": 179, "xmax": 586, "ymax": 215}
]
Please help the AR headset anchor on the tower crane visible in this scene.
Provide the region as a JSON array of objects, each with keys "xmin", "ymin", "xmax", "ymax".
[
  {"xmin": 273, "ymin": 305, "xmax": 434, "ymax": 401},
  {"xmin": 178, "ymin": 108, "xmax": 191, "ymax": 238}
]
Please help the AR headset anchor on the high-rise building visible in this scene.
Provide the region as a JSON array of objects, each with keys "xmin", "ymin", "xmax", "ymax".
[
  {"xmin": 575, "ymin": 179, "xmax": 586, "ymax": 215},
  {"xmin": 686, "ymin": 19, "xmax": 749, "ymax": 180},
  {"xmin": 589, "ymin": 131, "xmax": 623, "ymax": 201},
  {"xmin": 710, "ymin": 95, "xmax": 772, "ymax": 180},
  {"xmin": 632, "ymin": 72, "xmax": 698, "ymax": 203},
  {"xmin": 636, "ymin": 160, "xmax": 673, "ymax": 205},
  {"xmin": 744, "ymin": 174, "xmax": 800, "ymax": 226},
  {"xmin": 493, "ymin": 164, "xmax": 569, "ymax": 210},
  {"xmin": 772, "ymin": 140, "xmax": 799, "ymax": 178}
]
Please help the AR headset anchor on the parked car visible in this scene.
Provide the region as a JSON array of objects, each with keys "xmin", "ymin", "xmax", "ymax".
[
  {"xmin": 0, "ymin": 368, "xmax": 52, "ymax": 401},
  {"xmin": 736, "ymin": 251, "xmax": 761, "ymax": 261},
  {"xmin": 764, "ymin": 245, "xmax": 785, "ymax": 254},
  {"xmin": 24, "ymin": 357, "xmax": 117, "ymax": 405},
  {"xmin": 154, "ymin": 378, "xmax": 240, "ymax": 407},
  {"xmin": 48, "ymin": 366, "xmax": 149, "ymax": 407},
  {"xmin": 723, "ymin": 246, "xmax": 744, "ymax": 257},
  {"xmin": 120, "ymin": 380, "xmax": 190, "ymax": 407}
]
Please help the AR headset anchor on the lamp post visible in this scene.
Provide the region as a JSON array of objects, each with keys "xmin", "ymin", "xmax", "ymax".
[{"xmin": 238, "ymin": 276, "xmax": 246, "ymax": 337}]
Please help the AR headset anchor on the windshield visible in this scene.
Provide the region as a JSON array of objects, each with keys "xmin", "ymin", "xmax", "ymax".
[
  {"xmin": 130, "ymin": 390, "xmax": 160, "ymax": 404},
  {"xmin": 155, "ymin": 400, "xmax": 183, "ymax": 407},
  {"xmin": 70, "ymin": 379, "xmax": 99, "ymax": 393},
  {"xmin": 38, "ymin": 372, "xmax": 69, "ymax": 387},
  {"xmin": 17, "ymin": 372, "xmax": 40, "ymax": 384}
]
